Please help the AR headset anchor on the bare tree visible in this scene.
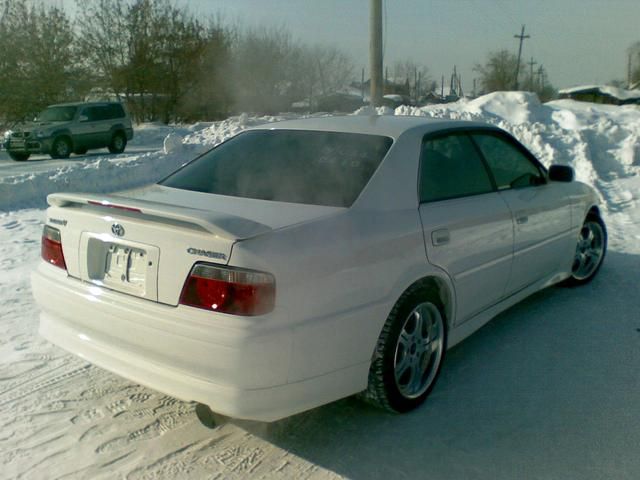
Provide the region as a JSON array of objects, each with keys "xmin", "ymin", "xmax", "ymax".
[
  {"xmin": 474, "ymin": 50, "xmax": 521, "ymax": 93},
  {"xmin": 293, "ymin": 45, "xmax": 354, "ymax": 108},
  {"xmin": 76, "ymin": 0, "xmax": 228, "ymax": 122},
  {"xmin": 0, "ymin": 0, "xmax": 77, "ymax": 124},
  {"xmin": 629, "ymin": 41, "xmax": 640, "ymax": 87},
  {"xmin": 229, "ymin": 26, "xmax": 298, "ymax": 113},
  {"xmin": 389, "ymin": 60, "xmax": 429, "ymax": 100}
]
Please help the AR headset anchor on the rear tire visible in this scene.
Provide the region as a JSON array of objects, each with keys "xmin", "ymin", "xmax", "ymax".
[
  {"xmin": 108, "ymin": 132, "xmax": 126, "ymax": 154},
  {"xmin": 195, "ymin": 403, "xmax": 223, "ymax": 429},
  {"xmin": 8, "ymin": 152, "xmax": 30, "ymax": 161},
  {"xmin": 363, "ymin": 286, "xmax": 446, "ymax": 413},
  {"xmin": 563, "ymin": 214, "xmax": 607, "ymax": 286},
  {"xmin": 50, "ymin": 137, "xmax": 71, "ymax": 159}
]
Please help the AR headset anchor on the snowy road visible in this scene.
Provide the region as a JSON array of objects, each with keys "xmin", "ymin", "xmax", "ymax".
[
  {"xmin": 2, "ymin": 209, "xmax": 639, "ymax": 479},
  {"xmin": 1, "ymin": 98, "xmax": 639, "ymax": 479},
  {"xmin": 0, "ymin": 147, "xmax": 161, "ymax": 179}
]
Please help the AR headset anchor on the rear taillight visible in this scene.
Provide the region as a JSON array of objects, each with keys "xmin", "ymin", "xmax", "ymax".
[
  {"xmin": 41, "ymin": 225, "xmax": 67, "ymax": 270},
  {"xmin": 179, "ymin": 263, "xmax": 275, "ymax": 316}
]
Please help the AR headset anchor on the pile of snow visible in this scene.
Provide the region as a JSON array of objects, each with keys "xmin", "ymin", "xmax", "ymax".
[{"xmin": 2, "ymin": 94, "xmax": 639, "ymax": 238}]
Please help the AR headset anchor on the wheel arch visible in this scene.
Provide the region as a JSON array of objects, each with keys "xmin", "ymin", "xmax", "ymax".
[
  {"xmin": 51, "ymin": 130, "xmax": 74, "ymax": 146},
  {"xmin": 51, "ymin": 132, "xmax": 74, "ymax": 154},
  {"xmin": 391, "ymin": 272, "xmax": 455, "ymax": 333},
  {"xmin": 109, "ymin": 124, "xmax": 127, "ymax": 137},
  {"xmin": 586, "ymin": 205, "xmax": 602, "ymax": 220}
]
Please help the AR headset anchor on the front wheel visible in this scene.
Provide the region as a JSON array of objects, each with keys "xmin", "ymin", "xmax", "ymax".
[
  {"xmin": 50, "ymin": 137, "xmax": 71, "ymax": 159},
  {"xmin": 564, "ymin": 214, "xmax": 607, "ymax": 286},
  {"xmin": 363, "ymin": 287, "xmax": 446, "ymax": 413},
  {"xmin": 8, "ymin": 151, "xmax": 30, "ymax": 161}
]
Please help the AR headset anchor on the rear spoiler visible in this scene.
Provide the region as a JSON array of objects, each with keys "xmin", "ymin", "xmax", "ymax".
[{"xmin": 47, "ymin": 192, "xmax": 272, "ymax": 240}]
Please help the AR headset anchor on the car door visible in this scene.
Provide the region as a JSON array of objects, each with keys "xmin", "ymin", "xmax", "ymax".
[
  {"xmin": 75, "ymin": 106, "xmax": 104, "ymax": 149},
  {"xmin": 471, "ymin": 132, "xmax": 573, "ymax": 294},
  {"xmin": 91, "ymin": 105, "xmax": 113, "ymax": 146},
  {"xmin": 418, "ymin": 132, "xmax": 514, "ymax": 324}
]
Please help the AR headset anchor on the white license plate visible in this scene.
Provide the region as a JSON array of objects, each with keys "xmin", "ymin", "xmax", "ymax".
[
  {"xmin": 81, "ymin": 234, "xmax": 160, "ymax": 300},
  {"xmin": 104, "ymin": 244, "xmax": 148, "ymax": 289}
]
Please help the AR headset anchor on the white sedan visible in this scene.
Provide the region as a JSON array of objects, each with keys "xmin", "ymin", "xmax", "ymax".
[{"xmin": 31, "ymin": 116, "xmax": 606, "ymax": 422}]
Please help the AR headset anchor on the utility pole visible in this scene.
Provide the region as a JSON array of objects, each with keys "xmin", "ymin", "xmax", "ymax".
[
  {"xmin": 361, "ymin": 67, "xmax": 365, "ymax": 100},
  {"xmin": 385, "ymin": 66, "xmax": 389, "ymax": 94},
  {"xmin": 513, "ymin": 24, "xmax": 530, "ymax": 90},
  {"xmin": 628, "ymin": 52, "xmax": 632, "ymax": 88},
  {"xmin": 528, "ymin": 57, "xmax": 537, "ymax": 91},
  {"xmin": 450, "ymin": 65, "xmax": 457, "ymax": 97},
  {"xmin": 370, "ymin": 0, "xmax": 383, "ymax": 106},
  {"xmin": 537, "ymin": 65, "xmax": 545, "ymax": 91}
]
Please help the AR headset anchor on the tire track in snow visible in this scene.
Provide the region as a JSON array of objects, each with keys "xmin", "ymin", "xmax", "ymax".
[{"xmin": 0, "ymin": 362, "xmax": 90, "ymax": 408}]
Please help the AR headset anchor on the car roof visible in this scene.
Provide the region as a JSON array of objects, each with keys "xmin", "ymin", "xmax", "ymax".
[
  {"xmin": 251, "ymin": 115, "xmax": 497, "ymax": 139},
  {"xmin": 46, "ymin": 102, "xmax": 123, "ymax": 108}
]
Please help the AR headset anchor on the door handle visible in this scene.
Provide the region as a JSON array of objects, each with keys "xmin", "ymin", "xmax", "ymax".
[
  {"xmin": 516, "ymin": 215, "xmax": 528, "ymax": 225},
  {"xmin": 432, "ymin": 229, "xmax": 450, "ymax": 246}
]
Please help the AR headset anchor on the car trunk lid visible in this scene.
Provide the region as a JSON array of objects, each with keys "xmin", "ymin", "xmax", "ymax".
[{"xmin": 46, "ymin": 190, "xmax": 344, "ymax": 305}]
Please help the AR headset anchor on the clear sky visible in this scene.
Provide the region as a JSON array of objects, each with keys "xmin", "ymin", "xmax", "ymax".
[
  {"xmin": 184, "ymin": 0, "xmax": 640, "ymax": 91},
  {"xmin": 52, "ymin": 0, "xmax": 640, "ymax": 91}
]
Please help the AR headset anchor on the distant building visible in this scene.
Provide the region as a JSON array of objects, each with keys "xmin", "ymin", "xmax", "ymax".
[{"xmin": 558, "ymin": 85, "xmax": 640, "ymax": 105}]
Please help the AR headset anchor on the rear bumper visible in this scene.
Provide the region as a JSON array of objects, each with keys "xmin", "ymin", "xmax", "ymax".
[{"xmin": 32, "ymin": 263, "xmax": 365, "ymax": 421}]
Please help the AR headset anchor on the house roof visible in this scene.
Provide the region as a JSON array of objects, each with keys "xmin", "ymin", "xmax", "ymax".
[{"xmin": 559, "ymin": 85, "xmax": 640, "ymax": 101}]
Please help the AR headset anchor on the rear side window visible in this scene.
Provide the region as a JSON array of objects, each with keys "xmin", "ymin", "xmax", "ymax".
[
  {"xmin": 107, "ymin": 104, "xmax": 125, "ymax": 119},
  {"xmin": 82, "ymin": 106, "xmax": 104, "ymax": 121},
  {"xmin": 472, "ymin": 133, "xmax": 544, "ymax": 189},
  {"xmin": 420, "ymin": 133, "xmax": 494, "ymax": 202},
  {"xmin": 160, "ymin": 130, "xmax": 393, "ymax": 207}
]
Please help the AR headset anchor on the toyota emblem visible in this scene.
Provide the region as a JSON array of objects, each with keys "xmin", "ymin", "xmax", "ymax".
[{"xmin": 111, "ymin": 223, "xmax": 125, "ymax": 237}]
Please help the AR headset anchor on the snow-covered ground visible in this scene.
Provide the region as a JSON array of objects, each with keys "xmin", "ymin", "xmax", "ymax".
[{"xmin": 1, "ymin": 93, "xmax": 639, "ymax": 479}]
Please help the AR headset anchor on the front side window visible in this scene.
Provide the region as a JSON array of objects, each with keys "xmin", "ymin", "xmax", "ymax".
[
  {"xmin": 36, "ymin": 106, "xmax": 77, "ymax": 122},
  {"xmin": 161, "ymin": 130, "xmax": 393, "ymax": 207},
  {"xmin": 472, "ymin": 133, "xmax": 544, "ymax": 189},
  {"xmin": 420, "ymin": 133, "xmax": 494, "ymax": 202}
]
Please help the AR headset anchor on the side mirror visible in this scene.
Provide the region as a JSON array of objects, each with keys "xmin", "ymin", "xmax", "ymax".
[
  {"xmin": 79, "ymin": 115, "xmax": 89, "ymax": 122},
  {"xmin": 548, "ymin": 165, "xmax": 574, "ymax": 182}
]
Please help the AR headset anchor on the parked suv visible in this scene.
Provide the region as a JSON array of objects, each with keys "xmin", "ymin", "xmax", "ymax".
[{"xmin": 2, "ymin": 102, "xmax": 133, "ymax": 161}]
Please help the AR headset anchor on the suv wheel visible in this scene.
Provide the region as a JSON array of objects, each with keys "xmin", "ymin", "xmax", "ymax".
[
  {"xmin": 108, "ymin": 132, "xmax": 127, "ymax": 154},
  {"xmin": 9, "ymin": 152, "xmax": 30, "ymax": 161},
  {"xmin": 51, "ymin": 137, "xmax": 71, "ymax": 159}
]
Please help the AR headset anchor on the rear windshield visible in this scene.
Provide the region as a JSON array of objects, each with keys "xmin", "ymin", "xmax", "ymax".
[{"xmin": 160, "ymin": 130, "xmax": 393, "ymax": 207}]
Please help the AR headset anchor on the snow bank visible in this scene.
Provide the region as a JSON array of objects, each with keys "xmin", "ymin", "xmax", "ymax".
[{"xmin": 1, "ymin": 94, "xmax": 639, "ymax": 223}]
